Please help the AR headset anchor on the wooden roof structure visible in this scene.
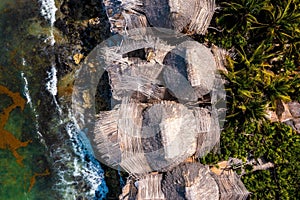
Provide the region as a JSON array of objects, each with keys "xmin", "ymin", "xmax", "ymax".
[
  {"xmin": 137, "ymin": 173, "xmax": 165, "ymax": 200},
  {"xmin": 193, "ymin": 107, "xmax": 220, "ymax": 158},
  {"xmin": 119, "ymin": 163, "xmax": 250, "ymax": 200},
  {"xmin": 94, "ymin": 99, "xmax": 199, "ymax": 174},
  {"xmin": 91, "ymin": 0, "xmax": 251, "ymax": 199},
  {"xmin": 103, "ymin": 0, "xmax": 215, "ymax": 34},
  {"xmin": 119, "ymin": 163, "xmax": 221, "ymax": 200},
  {"xmin": 212, "ymin": 171, "xmax": 250, "ymax": 200},
  {"xmin": 93, "ymin": 25, "xmax": 224, "ymax": 175}
]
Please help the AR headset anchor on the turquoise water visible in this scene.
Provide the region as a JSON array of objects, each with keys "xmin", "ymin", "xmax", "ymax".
[{"xmin": 0, "ymin": 1, "xmax": 107, "ymax": 199}]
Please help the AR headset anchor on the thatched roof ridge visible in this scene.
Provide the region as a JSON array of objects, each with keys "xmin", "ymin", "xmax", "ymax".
[
  {"xmin": 211, "ymin": 171, "xmax": 250, "ymax": 200},
  {"xmin": 137, "ymin": 173, "xmax": 165, "ymax": 200},
  {"xmin": 188, "ymin": 0, "xmax": 216, "ymax": 34},
  {"xmin": 193, "ymin": 107, "xmax": 221, "ymax": 158},
  {"xmin": 94, "ymin": 109, "xmax": 121, "ymax": 167},
  {"xmin": 118, "ymin": 99, "xmax": 151, "ymax": 174},
  {"xmin": 105, "ymin": 60, "xmax": 165, "ymax": 101}
]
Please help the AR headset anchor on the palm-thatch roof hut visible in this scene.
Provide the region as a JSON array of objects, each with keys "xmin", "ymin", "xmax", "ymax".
[
  {"xmin": 119, "ymin": 162, "xmax": 250, "ymax": 200},
  {"xmin": 162, "ymin": 162, "xmax": 219, "ymax": 200},
  {"xmin": 93, "ymin": 98, "xmax": 199, "ymax": 174},
  {"xmin": 103, "ymin": 0, "xmax": 215, "ymax": 34}
]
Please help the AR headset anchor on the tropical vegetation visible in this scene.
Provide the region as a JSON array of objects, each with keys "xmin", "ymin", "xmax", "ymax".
[{"xmin": 198, "ymin": 0, "xmax": 300, "ymax": 199}]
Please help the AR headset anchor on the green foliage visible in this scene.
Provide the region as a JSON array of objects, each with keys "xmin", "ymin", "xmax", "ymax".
[
  {"xmin": 241, "ymin": 123, "xmax": 300, "ymax": 199},
  {"xmin": 199, "ymin": 0, "xmax": 300, "ymax": 199},
  {"xmin": 203, "ymin": 121, "xmax": 300, "ymax": 199}
]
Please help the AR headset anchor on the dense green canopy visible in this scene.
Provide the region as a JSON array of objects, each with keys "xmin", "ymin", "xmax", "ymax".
[{"xmin": 198, "ymin": 0, "xmax": 300, "ymax": 199}]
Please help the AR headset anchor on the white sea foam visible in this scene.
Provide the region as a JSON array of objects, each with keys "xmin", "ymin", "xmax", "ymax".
[
  {"xmin": 51, "ymin": 121, "xmax": 107, "ymax": 199},
  {"xmin": 46, "ymin": 65, "xmax": 62, "ymax": 115},
  {"xmin": 39, "ymin": 0, "xmax": 62, "ymax": 115},
  {"xmin": 38, "ymin": 2, "xmax": 107, "ymax": 198},
  {"xmin": 21, "ymin": 71, "xmax": 32, "ymax": 107},
  {"xmin": 39, "ymin": 0, "xmax": 57, "ymax": 26},
  {"xmin": 21, "ymin": 70, "xmax": 47, "ymax": 147},
  {"xmin": 39, "ymin": 0, "xmax": 57, "ymax": 45},
  {"xmin": 49, "ymin": 31, "xmax": 55, "ymax": 46},
  {"xmin": 65, "ymin": 121, "xmax": 108, "ymax": 198},
  {"xmin": 22, "ymin": 58, "xmax": 27, "ymax": 66},
  {"xmin": 46, "ymin": 65, "xmax": 58, "ymax": 96}
]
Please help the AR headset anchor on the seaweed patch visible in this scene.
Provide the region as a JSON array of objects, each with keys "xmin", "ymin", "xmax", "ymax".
[{"xmin": 0, "ymin": 85, "xmax": 30, "ymax": 166}]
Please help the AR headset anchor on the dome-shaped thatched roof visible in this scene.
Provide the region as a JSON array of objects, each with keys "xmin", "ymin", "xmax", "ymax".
[
  {"xmin": 119, "ymin": 162, "xmax": 250, "ymax": 200},
  {"xmin": 94, "ymin": 99, "xmax": 198, "ymax": 174}
]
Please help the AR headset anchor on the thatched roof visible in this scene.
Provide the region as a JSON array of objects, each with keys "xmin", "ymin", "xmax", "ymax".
[
  {"xmin": 119, "ymin": 173, "xmax": 165, "ymax": 200},
  {"xmin": 102, "ymin": 0, "xmax": 148, "ymax": 33},
  {"xmin": 118, "ymin": 99, "xmax": 151, "ymax": 174},
  {"xmin": 93, "ymin": 43, "xmax": 223, "ymax": 172},
  {"xmin": 119, "ymin": 163, "xmax": 221, "ymax": 200},
  {"xmin": 119, "ymin": 180, "xmax": 138, "ymax": 200},
  {"xmin": 210, "ymin": 160, "xmax": 250, "ymax": 200},
  {"xmin": 211, "ymin": 171, "xmax": 250, "ymax": 200},
  {"xmin": 105, "ymin": 59, "xmax": 165, "ymax": 101},
  {"xmin": 119, "ymin": 162, "xmax": 250, "ymax": 200},
  {"xmin": 137, "ymin": 173, "xmax": 165, "ymax": 200},
  {"xmin": 79, "ymin": 1, "xmax": 250, "ymax": 199},
  {"xmin": 94, "ymin": 109, "xmax": 122, "ymax": 168},
  {"xmin": 101, "ymin": 41, "xmax": 220, "ymax": 104},
  {"xmin": 162, "ymin": 41, "xmax": 217, "ymax": 99},
  {"xmin": 193, "ymin": 107, "xmax": 220, "ymax": 158},
  {"xmin": 94, "ymin": 99, "xmax": 199, "ymax": 174},
  {"xmin": 211, "ymin": 44, "xmax": 229, "ymax": 74},
  {"xmin": 162, "ymin": 162, "xmax": 219, "ymax": 200},
  {"xmin": 103, "ymin": 0, "xmax": 215, "ymax": 34},
  {"xmin": 93, "ymin": 39, "xmax": 224, "ymax": 173}
]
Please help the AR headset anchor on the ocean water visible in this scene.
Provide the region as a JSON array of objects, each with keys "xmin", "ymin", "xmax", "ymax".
[{"xmin": 0, "ymin": 1, "xmax": 108, "ymax": 199}]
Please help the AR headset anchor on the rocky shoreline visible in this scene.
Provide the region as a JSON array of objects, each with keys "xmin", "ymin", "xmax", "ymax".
[{"xmin": 51, "ymin": 0, "xmax": 121, "ymax": 199}]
